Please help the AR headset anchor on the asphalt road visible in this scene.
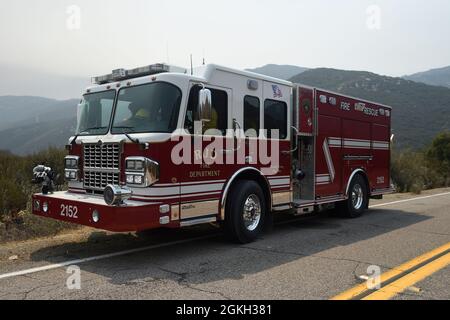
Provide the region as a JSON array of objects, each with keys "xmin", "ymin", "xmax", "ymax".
[{"xmin": 0, "ymin": 188, "xmax": 449, "ymax": 300}]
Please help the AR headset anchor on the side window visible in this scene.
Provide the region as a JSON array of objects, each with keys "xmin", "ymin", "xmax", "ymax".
[
  {"xmin": 184, "ymin": 85, "xmax": 228, "ymax": 135},
  {"xmin": 244, "ymin": 96, "xmax": 260, "ymax": 137},
  {"xmin": 264, "ymin": 99, "xmax": 287, "ymax": 139}
]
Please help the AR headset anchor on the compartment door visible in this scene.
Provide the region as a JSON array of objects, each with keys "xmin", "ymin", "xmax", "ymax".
[{"xmin": 297, "ymin": 86, "xmax": 315, "ymax": 136}]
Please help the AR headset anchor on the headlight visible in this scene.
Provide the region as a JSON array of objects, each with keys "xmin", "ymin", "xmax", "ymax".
[
  {"xmin": 126, "ymin": 160, "xmax": 136, "ymax": 170},
  {"xmin": 126, "ymin": 175, "xmax": 134, "ymax": 184},
  {"xmin": 65, "ymin": 169, "xmax": 79, "ymax": 181},
  {"xmin": 64, "ymin": 156, "xmax": 80, "ymax": 181},
  {"xmin": 126, "ymin": 174, "xmax": 144, "ymax": 185},
  {"xmin": 125, "ymin": 157, "xmax": 159, "ymax": 187},
  {"xmin": 64, "ymin": 156, "xmax": 79, "ymax": 169},
  {"xmin": 135, "ymin": 161, "xmax": 144, "ymax": 171},
  {"xmin": 134, "ymin": 175, "xmax": 143, "ymax": 184}
]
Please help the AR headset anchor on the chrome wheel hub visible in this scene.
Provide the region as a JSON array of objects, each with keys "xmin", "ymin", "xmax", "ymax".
[
  {"xmin": 352, "ymin": 184, "xmax": 364, "ymax": 210},
  {"xmin": 243, "ymin": 194, "xmax": 262, "ymax": 231}
]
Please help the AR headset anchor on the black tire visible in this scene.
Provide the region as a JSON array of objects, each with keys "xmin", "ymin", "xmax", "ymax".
[
  {"xmin": 337, "ymin": 174, "xmax": 369, "ymax": 218},
  {"xmin": 224, "ymin": 180, "xmax": 267, "ymax": 244}
]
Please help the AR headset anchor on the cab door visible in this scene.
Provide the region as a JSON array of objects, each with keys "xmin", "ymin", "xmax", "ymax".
[
  {"xmin": 179, "ymin": 83, "xmax": 232, "ymax": 223},
  {"xmin": 261, "ymin": 81, "xmax": 292, "ymax": 207}
]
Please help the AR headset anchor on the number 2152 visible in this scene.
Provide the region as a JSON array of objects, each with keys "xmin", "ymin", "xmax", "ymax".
[{"xmin": 60, "ymin": 204, "xmax": 78, "ymax": 219}]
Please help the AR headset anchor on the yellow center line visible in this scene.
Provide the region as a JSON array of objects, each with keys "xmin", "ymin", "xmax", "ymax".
[
  {"xmin": 331, "ymin": 242, "xmax": 450, "ymax": 300},
  {"xmin": 363, "ymin": 252, "xmax": 450, "ymax": 300}
]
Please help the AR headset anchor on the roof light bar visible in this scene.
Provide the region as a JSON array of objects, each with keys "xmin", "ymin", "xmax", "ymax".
[
  {"xmin": 112, "ymin": 68, "xmax": 127, "ymax": 79},
  {"xmin": 128, "ymin": 64, "xmax": 169, "ymax": 77},
  {"xmin": 92, "ymin": 63, "xmax": 188, "ymax": 85}
]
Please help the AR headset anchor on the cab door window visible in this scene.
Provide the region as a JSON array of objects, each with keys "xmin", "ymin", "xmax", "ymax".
[
  {"xmin": 244, "ymin": 96, "xmax": 260, "ymax": 137},
  {"xmin": 184, "ymin": 85, "xmax": 228, "ymax": 136},
  {"xmin": 264, "ymin": 99, "xmax": 287, "ymax": 139}
]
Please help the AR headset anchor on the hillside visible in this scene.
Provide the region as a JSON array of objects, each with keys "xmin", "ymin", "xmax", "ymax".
[
  {"xmin": 0, "ymin": 118, "xmax": 76, "ymax": 155},
  {"xmin": 404, "ymin": 66, "xmax": 450, "ymax": 88},
  {"xmin": 291, "ymin": 68, "xmax": 450, "ymax": 149},
  {"xmin": 247, "ymin": 64, "xmax": 308, "ymax": 80},
  {"xmin": 0, "ymin": 96, "xmax": 78, "ymax": 155},
  {"xmin": 0, "ymin": 96, "xmax": 78, "ymax": 131}
]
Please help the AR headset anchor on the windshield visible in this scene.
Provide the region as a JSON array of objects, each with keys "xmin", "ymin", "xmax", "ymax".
[
  {"xmin": 76, "ymin": 90, "xmax": 115, "ymax": 135},
  {"xmin": 111, "ymin": 82, "xmax": 182, "ymax": 134}
]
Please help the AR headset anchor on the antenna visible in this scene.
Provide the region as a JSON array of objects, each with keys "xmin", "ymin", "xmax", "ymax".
[
  {"xmin": 202, "ymin": 49, "xmax": 205, "ymax": 65},
  {"xmin": 190, "ymin": 54, "xmax": 193, "ymax": 75}
]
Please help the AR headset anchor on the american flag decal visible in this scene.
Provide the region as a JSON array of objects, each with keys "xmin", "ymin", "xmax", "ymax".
[{"xmin": 272, "ymin": 85, "xmax": 283, "ymax": 98}]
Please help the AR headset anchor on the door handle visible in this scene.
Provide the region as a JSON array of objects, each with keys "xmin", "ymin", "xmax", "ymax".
[{"xmin": 282, "ymin": 126, "xmax": 300, "ymax": 155}]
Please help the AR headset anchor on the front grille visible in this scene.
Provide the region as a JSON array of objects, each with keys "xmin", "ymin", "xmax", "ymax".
[
  {"xmin": 84, "ymin": 171, "xmax": 120, "ymax": 190},
  {"xmin": 83, "ymin": 143, "xmax": 121, "ymax": 191},
  {"xmin": 83, "ymin": 143, "xmax": 120, "ymax": 169}
]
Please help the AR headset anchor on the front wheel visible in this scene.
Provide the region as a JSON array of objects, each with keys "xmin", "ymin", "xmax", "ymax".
[
  {"xmin": 338, "ymin": 174, "xmax": 369, "ymax": 218},
  {"xmin": 225, "ymin": 180, "xmax": 267, "ymax": 243}
]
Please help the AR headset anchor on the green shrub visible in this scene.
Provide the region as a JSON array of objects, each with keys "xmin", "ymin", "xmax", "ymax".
[
  {"xmin": 0, "ymin": 178, "xmax": 27, "ymax": 221},
  {"xmin": 392, "ymin": 150, "xmax": 426, "ymax": 193},
  {"xmin": 426, "ymin": 131, "xmax": 450, "ymax": 186},
  {"xmin": 0, "ymin": 148, "xmax": 71, "ymax": 242},
  {"xmin": 391, "ymin": 131, "xmax": 450, "ymax": 193}
]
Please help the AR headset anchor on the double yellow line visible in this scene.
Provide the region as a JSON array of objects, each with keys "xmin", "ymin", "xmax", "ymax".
[{"xmin": 332, "ymin": 242, "xmax": 450, "ymax": 300}]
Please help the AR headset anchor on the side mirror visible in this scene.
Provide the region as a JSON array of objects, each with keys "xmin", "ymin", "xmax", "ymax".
[
  {"xmin": 76, "ymin": 102, "xmax": 85, "ymax": 133},
  {"xmin": 198, "ymin": 88, "xmax": 212, "ymax": 122}
]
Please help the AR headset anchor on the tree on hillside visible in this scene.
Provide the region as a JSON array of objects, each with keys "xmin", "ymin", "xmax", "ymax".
[
  {"xmin": 426, "ymin": 131, "xmax": 450, "ymax": 185},
  {"xmin": 0, "ymin": 178, "xmax": 27, "ymax": 223}
]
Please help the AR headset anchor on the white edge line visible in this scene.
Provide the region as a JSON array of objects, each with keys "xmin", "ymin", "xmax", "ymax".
[
  {"xmin": 0, "ymin": 234, "xmax": 218, "ymax": 280},
  {"xmin": 369, "ymin": 192, "xmax": 450, "ymax": 208},
  {"xmin": 2, "ymin": 192, "xmax": 449, "ymax": 281}
]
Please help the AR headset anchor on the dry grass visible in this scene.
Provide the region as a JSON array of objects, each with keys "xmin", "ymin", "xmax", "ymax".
[{"xmin": 0, "ymin": 210, "xmax": 80, "ymax": 244}]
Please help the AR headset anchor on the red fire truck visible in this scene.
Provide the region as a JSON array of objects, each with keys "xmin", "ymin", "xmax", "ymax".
[{"xmin": 32, "ymin": 63, "xmax": 394, "ymax": 243}]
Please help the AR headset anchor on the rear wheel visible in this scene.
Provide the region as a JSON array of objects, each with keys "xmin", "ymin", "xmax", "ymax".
[
  {"xmin": 338, "ymin": 174, "xmax": 369, "ymax": 218},
  {"xmin": 225, "ymin": 180, "xmax": 267, "ymax": 243}
]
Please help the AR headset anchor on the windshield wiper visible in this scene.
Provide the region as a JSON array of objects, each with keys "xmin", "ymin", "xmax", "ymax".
[
  {"xmin": 70, "ymin": 126, "xmax": 108, "ymax": 145},
  {"xmin": 115, "ymin": 126, "xmax": 140, "ymax": 144}
]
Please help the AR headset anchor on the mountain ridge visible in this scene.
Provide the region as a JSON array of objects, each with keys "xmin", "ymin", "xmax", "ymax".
[
  {"xmin": 246, "ymin": 64, "xmax": 308, "ymax": 80},
  {"xmin": 403, "ymin": 65, "xmax": 450, "ymax": 88}
]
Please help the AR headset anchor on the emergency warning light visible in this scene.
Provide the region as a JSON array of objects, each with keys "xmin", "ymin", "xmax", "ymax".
[{"xmin": 92, "ymin": 63, "xmax": 187, "ymax": 84}]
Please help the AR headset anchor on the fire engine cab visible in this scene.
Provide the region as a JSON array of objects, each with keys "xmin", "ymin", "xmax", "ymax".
[{"xmin": 32, "ymin": 63, "xmax": 394, "ymax": 243}]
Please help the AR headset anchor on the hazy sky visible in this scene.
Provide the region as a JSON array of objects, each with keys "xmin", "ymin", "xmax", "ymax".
[{"xmin": 1, "ymin": 0, "xmax": 450, "ymax": 79}]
